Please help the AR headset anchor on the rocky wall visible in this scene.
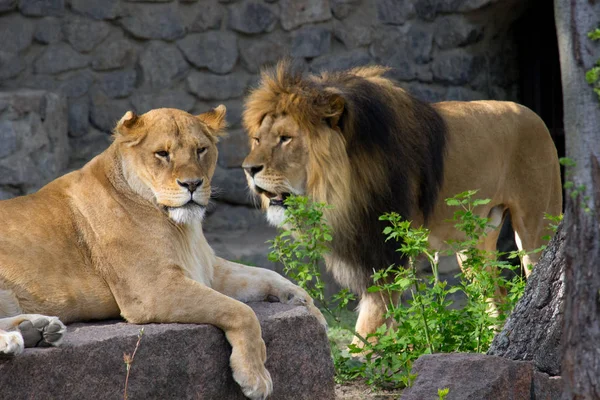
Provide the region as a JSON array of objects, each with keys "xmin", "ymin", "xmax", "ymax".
[{"xmin": 0, "ymin": 0, "xmax": 528, "ymax": 266}]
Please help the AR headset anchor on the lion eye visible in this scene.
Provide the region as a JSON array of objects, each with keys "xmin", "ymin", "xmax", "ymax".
[
  {"xmin": 279, "ymin": 136, "xmax": 291, "ymax": 144},
  {"xmin": 253, "ymin": 137, "xmax": 260, "ymax": 145},
  {"xmin": 155, "ymin": 150, "xmax": 170, "ymax": 160},
  {"xmin": 197, "ymin": 147, "xmax": 207, "ymax": 156}
]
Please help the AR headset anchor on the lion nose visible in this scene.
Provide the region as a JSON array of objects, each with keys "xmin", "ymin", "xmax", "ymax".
[
  {"xmin": 243, "ymin": 165, "xmax": 263, "ymax": 178},
  {"xmin": 177, "ymin": 179, "xmax": 203, "ymax": 193}
]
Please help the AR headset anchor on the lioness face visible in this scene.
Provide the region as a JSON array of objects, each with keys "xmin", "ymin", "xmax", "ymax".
[
  {"xmin": 242, "ymin": 114, "xmax": 309, "ymax": 226},
  {"xmin": 115, "ymin": 107, "xmax": 226, "ymax": 224}
]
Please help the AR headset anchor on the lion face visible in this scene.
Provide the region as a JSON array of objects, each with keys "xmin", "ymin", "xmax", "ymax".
[
  {"xmin": 115, "ymin": 106, "xmax": 226, "ymax": 224},
  {"xmin": 242, "ymin": 114, "xmax": 310, "ymax": 226}
]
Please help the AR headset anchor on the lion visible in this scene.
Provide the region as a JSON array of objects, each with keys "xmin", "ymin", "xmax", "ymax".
[
  {"xmin": 241, "ymin": 61, "xmax": 563, "ymax": 346},
  {"xmin": 0, "ymin": 106, "xmax": 325, "ymax": 400}
]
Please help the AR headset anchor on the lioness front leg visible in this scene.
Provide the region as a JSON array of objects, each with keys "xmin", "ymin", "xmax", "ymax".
[
  {"xmin": 212, "ymin": 257, "xmax": 327, "ymax": 327},
  {"xmin": 114, "ymin": 272, "xmax": 272, "ymax": 400}
]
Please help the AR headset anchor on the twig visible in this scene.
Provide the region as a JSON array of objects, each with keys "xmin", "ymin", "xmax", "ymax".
[{"xmin": 123, "ymin": 328, "xmax": 145, "ymax": 400}]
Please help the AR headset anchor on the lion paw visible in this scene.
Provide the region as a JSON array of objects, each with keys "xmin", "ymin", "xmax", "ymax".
[
  {"xmin": 17, "ymin": 316, "xmax": 66, "ymax": 348},
  {"xmin": 274, "ymin": 285, "xmax": 328, "ymax": 329},
  {"xmin": 230, "ymin": 343, "xmax": 273, "ymax": 400},
  {"xmin": 0, "ymin": 331, "xmax": 24, "ymax": 357}
]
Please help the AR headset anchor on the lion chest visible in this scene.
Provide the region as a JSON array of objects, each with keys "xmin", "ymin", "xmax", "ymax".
[{"xmin": 176, "ymin": 224, "xmax": 215, "ymax": 287}]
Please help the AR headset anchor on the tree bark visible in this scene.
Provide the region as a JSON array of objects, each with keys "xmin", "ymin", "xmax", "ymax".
[
  {"xmin": 487, "ymin": 222, "xmax": 565, "ymax": 376},
  {"xmin": 554, "ymin": 1, "xmax": 600, "ymax": 399}
]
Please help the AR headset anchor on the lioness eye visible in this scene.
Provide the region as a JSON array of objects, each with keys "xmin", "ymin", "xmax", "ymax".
[
  {"xmin": 280, "ymin": 136, "xmax": 291, "ymax": 144},
  {"xmin": 155, "ymin": 150, "xmax": 169, "ymax": 159},
  {"xmin": 253, "ymin": 137, "xmax": 260, "ymax": 145},
  {"xmin": 197, "ymin": 147, "xmax": 207, "ymax": 156}
]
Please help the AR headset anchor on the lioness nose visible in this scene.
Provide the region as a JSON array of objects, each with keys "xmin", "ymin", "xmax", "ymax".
[
  {"xmin": 177, "ymin": 179, "xmax": 203, "ymax": 193},
  {"xmin": 243, "ymin": 165, "xmax": 263, "ymax": 178}
]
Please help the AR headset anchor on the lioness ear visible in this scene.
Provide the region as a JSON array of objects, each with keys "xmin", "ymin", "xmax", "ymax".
[
  {"xmin": 324, "ymin": 90, "xmax": 345, "ymax": 130},
  {"xmin": 113, "ymin": 110, "xmax": 144, "ymax": 145},
  {"xmin": 198, "ymin": 105, "xmax": 227, "ymax": 135}
]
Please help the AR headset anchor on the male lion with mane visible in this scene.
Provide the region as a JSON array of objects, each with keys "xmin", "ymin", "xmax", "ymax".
[
  {"xmin": 0, "ymin": 106, "xmax": 324, "ymax": 400},
  {"xmin": 242, "ymin": 61, "xmax": 562, "ymax": 346}
]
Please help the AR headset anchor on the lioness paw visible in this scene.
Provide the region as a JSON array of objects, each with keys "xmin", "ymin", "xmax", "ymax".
[
  {"xmin": 275, "ymin": 285, "xmax": 327, "ymax": 328},
  {"xmin": 230, "ymin": 341, "xmax": 273, "ymax": 400},
  {"xmin": 18, "ymin": 316, "xmax": 66, "ymax": 348},
  {"xmin": 0, "ymin": 331, "xmax": 24, "ymax": 357}
]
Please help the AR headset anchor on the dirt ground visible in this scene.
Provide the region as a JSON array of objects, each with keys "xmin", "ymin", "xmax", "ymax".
[{"xmin": 335, "ymin": 380, "xmax": 403, "ymax": 399}]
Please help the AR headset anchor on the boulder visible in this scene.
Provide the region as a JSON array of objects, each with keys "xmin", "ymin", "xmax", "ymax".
[
  {"xmin": 0, "ymin": 303, "xmax": 335, "ymax": 400},
  {"xmin": 280, "ymin": 0, "xmax": 331, "ymax": 31},
  {"xmin": 138, "ymin": 41, "xmax": 189, "ymax": 90},
  {"xmin": 0, "ymin": 90, "xmax": 69, "ymax": 188},
  {"xmin": 400, "ymin": 353, "xmax": 563, "ymax": 400}
]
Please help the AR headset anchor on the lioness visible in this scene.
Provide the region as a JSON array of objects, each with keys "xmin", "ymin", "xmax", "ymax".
[
  {"xmin": 0, "ymin": 106, "xmax": 325, "ymax": 400},
  {"xmin": 241, "ymin": 61, "xmax": 562, "ymax": 345}
]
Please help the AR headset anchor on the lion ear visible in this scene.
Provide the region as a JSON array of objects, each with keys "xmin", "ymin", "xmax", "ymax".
[
  {"xmin": 324, "ymin": 90, "xmax": 345, "ymax": 130},
  {"xmin": 113, "ymin": 111, "xmax": 144, "ymax": 145},
  {"xmin": 198, "ymin": 105, "xmax": 227, "ymax": 136}
]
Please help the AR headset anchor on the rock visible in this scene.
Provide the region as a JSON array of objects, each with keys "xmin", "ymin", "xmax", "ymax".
[
  {"xmin": 139, "ymin": 41, "xmax": 189, "ymax": 89},
  {"xmin": 403, "ymin": 82, "xmax": 447, "ymax": 103},
  {"xmin": 68, "ymin": 127, "xmax": 111, "ymax": 169},
  {"xmin": 457, "ymin": 0, "xmax": 499, "ymax": 12},
  {"xmin": 131, "ymin": 90, "xmax": 196, "ymax": 114},
  {"xmin": 333, "ymin": 17, "xmax": 373, "ymax": 50},
  {"xmin": 99, "ymin": 69, "xmax": 137, "ymax": 99},
  {"xmin": 434, "ymin": 15, "xmax": 484, "ymax": 49},
  {"xmin": 34, "ymin": 17, "xmax": 63, "ymax": 44},
  {"xmin": 401, "ymin": 353, "xmax": 561, "ymax": 400},
  {"xmin": 70, "ymin": 0, "xmax": 121, "ymax": 20},
  {"xmin": 0, "ymin": 121, "xmax": 19, "ymax": 158},
  {"xmin": 228, "ymin": 1, "xmax": 278, "ymax": 34},
  {"xmin": 0, "ymin": 51, "xmax": 25, "ymax": 81},
  {"xmin": 239, "ymin": 33, "xmax": 288, "ymax": 73},
  {"xmin": 414, "ymin": 0, "xmax": 438, "ymax": 21},
  {"xmin": 89, "ymin": 89, "xmax": 129, "ymax": 132},
  {"xmin": 67, "ymin": 97, "xmax": 90, "ymax": 137},
  {"xmin": 280, "ymin": 0, "xmax": 332, "ymax": 31},
  {"xmin": 0, "ymin": 186, "xmax": 20, "ymax": 200},
  {"xmin": 445, "ymin": 86, "xmax": 487, "ymax": 101},
  {"xmin": 370, "ymin": 24, "xmax": 432, "ymax": 67},
  {"xmin": 406, "ymin": 23, "xmax": 433, "ymax": 64},
  {"xmin": 533, "ymin": 371, "xmax": 563, "ymax": 400},
  {"xmin": 120, "ymin": 3, "xmax": 186, "ymax": 41},
  {"xmin": 376, "ymin": 0, "xmax": 415, "ymax": 25},
  {"xmin": 58, "ymin": 70, "xmax": 94, "ymax": 98},
  {"xmin": 311, "ymin": 48, "xmax": 371, "ymax": 72},
  {"xmin": 187, "ymin": 70, "xmax": 250, "ymax": 101},
  {"xmin": 212, "ymin": 165, "xmax": 255, "ymax": 206},
  {"xmin": 431, "ymin": 50, "xmax": 484, "ymax": 85},
  {"xmin": 177, "ymin": 31, "xmax": 238, "ymax": 74},
  {"xmin": 0, "ymin": 90, "xmax": 69, "ymax": 187},
  {"xmin": 0, "ymin": 13, "xmax": 34, "ymax": 54},
  {"xmin": 18, "ymin": 0, "xmax": 64, "ymax": 16},
  {"xmin": 187, "ymin": 0, "xmax": 224, "ymax": 31},
  {"xmin": 33, "ymin": 43, "xmax": 89, "ymax": 75},
  {"xmin": 218, "ymin": 127, "xmax": 249, "ymax": 168},
  {"xmin": 0, "ymin": 303, "xmax": 335, "ymax": 400},
  {"xmin": 0, "ymin": 0, "xmax": 16, "ymax": 13},
  {"xmin": 63, "ymin": 16, "xmax": 111, "ymax": 53},
  {"xmin": 91, "ymin": 39, "xmax": 137, "ymax": 71},
  {"xmin": 292, "ymin": 26, "xmax": 331, "ymax": 58},
  {"xmin": 330, "ymin": 0, "xmax": 359, "ymax": 19}
]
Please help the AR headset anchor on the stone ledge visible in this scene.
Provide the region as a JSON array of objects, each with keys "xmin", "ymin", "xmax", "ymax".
[{"xmin": 0, "ymin": 303, "xmax": 335, "ymax": 400}]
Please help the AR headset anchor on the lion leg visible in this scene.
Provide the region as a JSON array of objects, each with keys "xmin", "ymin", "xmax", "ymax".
[
  {"xmin": 350, "ymin": 290, "xmax": 399, "ymax": 349},
  {"xmin": 211, "ymin": 257, "xmax": 326, "ymax": 327},
  {"xmin": 510, "ymin": 208, "xmax": 551, "ymax": 278},
  {"xmin": 115, "ymin": 273, "xmax": 272, "ymax": 400}
]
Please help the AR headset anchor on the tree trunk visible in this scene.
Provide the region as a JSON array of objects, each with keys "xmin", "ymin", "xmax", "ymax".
[
  {"xmin": 554, "ymin": 1, "xmax": 600, "ymax": 399},
  {"xmin": 487, "ymin": 222, "xmax": 565, "ymax": 376}
]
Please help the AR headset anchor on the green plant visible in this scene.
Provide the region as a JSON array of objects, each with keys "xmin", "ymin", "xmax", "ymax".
[
  {"xmin": 269, "ymin": 193, "xmax": 542, "ymax": 391},
  {"xmin": 586, "ymin": 27, "xmax": 600, "ymax": 101},
  {"xmin": 560, "ymin": 157, "xmax": 591, "ymax": 213},
  {"xmin": 438, "ymin": 387, "xmax": 450, "ymax": 399}
]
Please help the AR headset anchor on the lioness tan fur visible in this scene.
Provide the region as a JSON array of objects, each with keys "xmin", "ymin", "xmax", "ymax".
[
  {"xmin": 242, "ymin": 61, "xmax": 563, "ymax": 344},
  {"xmin": 0, "ymin": 106, "xmax": 325, "ymax": 400}
]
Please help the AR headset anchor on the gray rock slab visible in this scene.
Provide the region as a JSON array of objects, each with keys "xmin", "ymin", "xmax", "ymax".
[
  {"xmin": 291, "ymin": 26, "xmax": 331, "ymax": 59},
  {"xmin": 239, "ymin": 33, "xmax": 288, "ymax": 74},
  {"xmin": 0, "ymin": 303, "xmax": 335, "ymax": 400},
  {"xmin": 186, "ymin": 0, "xmax": 224, "ymax": 32},
  {"xmin": 0, "ymin": 13, "xmax": 34, "ymax": 54},
  {"xmin": 63, "ymin": 16, "xmax": 111, "ymax": 53},
  {"xmin": 91, "ymin": 38, "xmax": 137, "ymax": 71},
  {"xmin": 228, "ymin": 0, "xmax": 278, "ymax": 34},
  {"xmin": 0, "ymin": 0, "xmax": 16, "ymax": 13},
  {"xmin": 19, "ymin": 0, "xmax": 64, "ymax": 16},
  {"xmin": 400, "ymin": 353, "xmax": 562, "ymax": 400},
  {"xmin": 139, "ymin": 41, "xmax": 189, "ymax": 89},
  {"xmin": 187, "ymin": 70, "xmax": 250, "ymax": 101},
  {"xmin": 70, "ymin": 0, "xmax": 121, "ymax": 20},
  {"xmin": 131, "ymin": 89, "xmax": 196, "ymax": 114},
  {"xmin": 33, "ymin": 43, "xmax": 89, "ymax": 75},
  {"xmin": 120, "ymin": 3, "xmax": 186, "ymax": 41}
]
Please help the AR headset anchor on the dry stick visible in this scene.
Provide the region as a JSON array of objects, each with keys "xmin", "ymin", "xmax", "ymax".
[{"xmin": 123, "ymin": 328, "xmax": 145, "ymax": 400}]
